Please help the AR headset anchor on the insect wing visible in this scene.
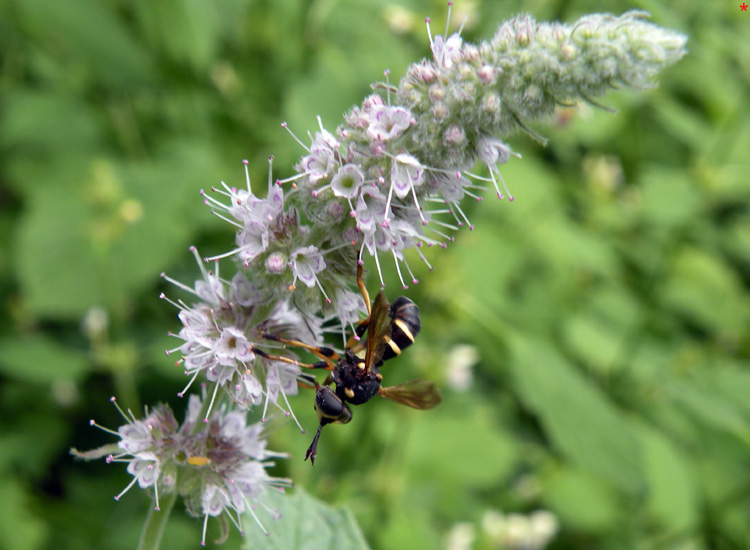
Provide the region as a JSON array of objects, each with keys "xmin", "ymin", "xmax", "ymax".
[
  {"xmin": 378, "ymin": 379, "xmax": 442, "ymax": 409},
  {"xmin": 364, "ymin": 291, "xmax": 391, "ymax": 370}
]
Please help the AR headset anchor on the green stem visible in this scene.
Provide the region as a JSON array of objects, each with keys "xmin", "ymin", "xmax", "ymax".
[{"xmin": 137, "ymin": 490, "xmax": 178, "ymax": 550}]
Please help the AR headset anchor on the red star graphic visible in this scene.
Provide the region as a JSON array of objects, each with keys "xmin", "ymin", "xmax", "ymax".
[{"xmin": 742, "ymin": 3, "xmax": 748, "ymax": 10}]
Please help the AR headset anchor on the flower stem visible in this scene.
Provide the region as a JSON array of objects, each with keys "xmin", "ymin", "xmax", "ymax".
[{"xmin": 137, "ymin": 490, "xmax": 178, "ymax": 550}]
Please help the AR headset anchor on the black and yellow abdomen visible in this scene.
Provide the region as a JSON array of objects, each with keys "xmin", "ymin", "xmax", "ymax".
[{"xmin": 381, "ymin": 296, "xmax": 421, "ymax": 362}]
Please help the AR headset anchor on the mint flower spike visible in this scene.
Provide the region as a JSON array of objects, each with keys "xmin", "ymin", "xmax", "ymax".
[
  {"xmin": 160, "ymin": 247, "xmax": 321, "ymax": 429},
  {"xmin": 83, "ymin": 397, "xmax": 178, "ymax": 511},
  {"xmin": 79, "ymin": 395, "xmax": 290, "ymax": 547},
  {"xmin": 194, "ymin": 10, "xmax": 686, "ymax": 314}
]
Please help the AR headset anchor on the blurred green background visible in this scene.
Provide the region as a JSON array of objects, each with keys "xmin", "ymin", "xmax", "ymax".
[{"xmin": 1, "ymin": 0, "xmax": 749, "ymax": 549}]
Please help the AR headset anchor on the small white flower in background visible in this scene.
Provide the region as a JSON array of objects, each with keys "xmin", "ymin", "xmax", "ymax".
[
  {"xmin": 81, "ymin": 306, "xmax": 109, "ymax": 341},
  {"xmin": 444, "ymin": 522, "xmax": 476, "ymax": 550},
  {"xmin": 444, "ymin": 344, "xmax": 479, "ymax": 392},
  {"xmin": 481, "ymin": 509, "xmax": 559, "ymax": 550}
]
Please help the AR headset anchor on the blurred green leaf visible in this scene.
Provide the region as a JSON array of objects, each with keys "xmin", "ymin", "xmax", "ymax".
[
  {"xmin": 0, "ymin": 336, "xmax": 88, "ymax": 383},
  {"xmin": 710, "ymin": 366, "xmax": 750, "ymax": 418},
  {"xmin": 0, "ymin": 91, "xmax": 104, "ymax": 159},
  {"xmin": 15, "ymin": 142, "xmax": 217, "ymax": 318},
  {"xmin": 510, "ymin": 338, "xmax": 646, "ymax": 494},
  {"xmin": 134, "ymin": 0, "xmax": 241, "ymax": 72},
  {"xmin": 637, "ymin": 423, "xmax": 700, "ymax": 534},
  {"xmin": 563, "ymin": 314, "xmax": 623, "ymax": 374},
  {"xmin": 542, "ymin": 467, "xmax": 620, "ymax": 532},
  {"xmin": 0, "ymin": 410, "xmax": 69, "ymax": 476},
  {"xmin": 376, "ymin": 502, "xmax": 442, "ymax": 550},
  {"xmin": 652, "ymin": 96, "xmax": 713, "ymax": 152},
  {"xmin": 670, "ymin": 380, "xmax": 750, "ymax": 442},
  {"xmin": 13, "ymin": 0, "xmax": 154, "ymax": 87},
  {"xmin": 639, "ymin": 167, "xmax": 702, "ymax": 228},
  {"xmin": 403, "ymin": 406, "xmax": 519, "ymax": 488},
  {"xmin": 660, "ymin": 247, "xmax": 749, "ymax": 337},
  {"xmin": 241, "ymin": 487, "xmax": 369, "ymax": 550},
  {"xmin": 0, "ymin": 477, "xmax": 48, "ymax": 550}
]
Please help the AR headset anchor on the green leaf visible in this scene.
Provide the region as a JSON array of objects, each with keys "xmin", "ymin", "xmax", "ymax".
[
  {"xmin": 402, "ymin": 406, "xmax": 518, "ymax": 488},
  {"xmin": 563, "ymin": 314, "xmax": 623, "ymax": 374},
  {"xmin": 711, "ymin": 366, "xmax": 750, "ymax": 418},
  {"xmin": 639, "ymin": 166, "xmax": 702, "ymax": 228},
  {"xmin": 134, "ymin": 0, "xmax": 240, "ymax": 71},
  {"xmin": 0, "ymin": 91, "xmax": 104, "ymax": 158},
  {"xmin": 0, "ymin": 411, "xmax": 70, "ymax": 477},
  {"xmin": 13, "ymin": 0, "xmax": 154, "ymax": 87},
  {"xmin": 0, "ymin": 336, "xmax": 89, "ymax": 383},
  {"xmin": 0, "ymin": 476, "xmax": 49, "ymax": 550},
  {"xmin": 15, "ymin": 143, "xmax": 217, "ymax": 318},
  {"xmin": 670, "ymin": 380, "xmax": 750, "ymax": 442},
  {"xmin": 660, "ymin": 246, "xmax": 749, "ymax": 336},
  {"xmin": 241, "ymin": 487, "xmax": 369, "ymax": 550},
  {"xmin": 510, "ymin": 337, "xmax": 646, "ymax": 495},
  {"xmin": 376, "ymin": 503, "xmax": 442, "ymax": 550},
  {"xmin": 637, "ymin": 423, "xmax": 700, "ymax": 534},
  {"xmin": 541, "ymin": 467, "xmax": 620, "ymax": 532}
]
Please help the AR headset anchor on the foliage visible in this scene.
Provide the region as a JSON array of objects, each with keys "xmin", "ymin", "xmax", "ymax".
[{"xmin": 0, "ymin": 0, "xmax": 748, "ymax": 549}]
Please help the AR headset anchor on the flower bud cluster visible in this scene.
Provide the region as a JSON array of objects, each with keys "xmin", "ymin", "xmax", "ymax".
[
  {"xmin": 79, "ymin": 395, "xmax": 290, "ymax": 545},
  {"xmin": 161, "ymin": 247, "xmax": 320, "ymax": 425},
  {"xmin": 200, "ymin": 11, "xmax": 685, "ymax": 308}
]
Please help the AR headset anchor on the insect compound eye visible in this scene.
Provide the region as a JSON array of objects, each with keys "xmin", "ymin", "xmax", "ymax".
[{"xmin": 314, "ymin": 386, "xmax": 352, "ymax": 424}]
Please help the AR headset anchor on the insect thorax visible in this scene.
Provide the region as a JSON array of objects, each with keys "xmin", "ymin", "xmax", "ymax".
[{"xmin": 333, "ymin": 353, "xmax": 382, "ymax": 405}]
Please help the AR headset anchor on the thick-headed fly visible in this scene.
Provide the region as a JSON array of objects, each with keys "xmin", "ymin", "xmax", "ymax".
[{"xmin": 261, "ymin": 264, "xmax": 441, "ymax": 465}]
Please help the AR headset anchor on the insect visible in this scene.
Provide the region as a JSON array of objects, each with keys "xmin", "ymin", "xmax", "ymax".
[{"xmin": 262, "ymin": 264, "xmax": 441, "ymax": 465}]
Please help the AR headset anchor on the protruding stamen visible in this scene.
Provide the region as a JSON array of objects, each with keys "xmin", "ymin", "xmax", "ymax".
[
  {"xmin": 392, "ymin": 251, "xmax": 408, "ymax": 289},
  {"xmin": 208, "ymin": 209, "xmax": 244, "ymax": 230},
  {"xmin": 452, "ymin": 202, "xmax": 474, "ymax": 230},
  {"xmin": 110, "ymin": 396, "xmax": 137, "ymax": 424},
  {"xmin": 415, "ymin": 246, "xmax": 434, "ymax": 271},
  {"xmin": 246, "ymin": 503, "xmax": 270, "ymax": 537},
  {"xmin": 242, "ymin": 159, "xmax": 253, "ymax": 194},
  {"xmin": 267, "ymin": 156, "xmax": 275, "ymax": 195},
  {"xmin": 373, "ymin": 249, "xmax": 385, "ymax": 287},
  {"xmin": 88, "ymin": 420, "xmax": 121, "ymax": 437},
  {"xmin": 402, "ymin": 255, "xmax": 419, "ymax": 285},
  {"xmin": 278, "ymin": 385, "xmax": 304, "ymax": 433},
  {"xmin": 281, "ymin": 122, "xmax": 310, "ymax": 152},
  {"xmin": 201, "ymin": 513, "xmax": 210, "ymax": 547},
  {"xmin": 203, "ymin": 381, "xmax": 221, "ymax": 423},
  {"xmin": 384, "ymin": 69, "xmax": 392, "ymax": 106},
  {"xmin": 114, "ymin": 474, "xmax": 140, "ymax": 502},
  {"xmin": 178, "ymin": 368, "xmax": 202, "ymax": 398},
  {"xmin": 445, "ymin": 2, "xmax": 453, "ymax": 38}
]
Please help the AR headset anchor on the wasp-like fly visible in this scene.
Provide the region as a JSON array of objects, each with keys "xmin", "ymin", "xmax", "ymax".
[{"xmin": 261, "ymin": 265, "xmax": 441, "ymax": 465}]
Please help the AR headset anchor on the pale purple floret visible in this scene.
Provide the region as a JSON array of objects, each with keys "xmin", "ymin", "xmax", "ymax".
[
  {"xmin": 366, "ymin": 105, "xmax": 413, "ymax": 141},
  {"xmin": 330, "ymin": 163, "xmax": 365, "ymax": 199},
  {"xmin": 354, "ymin": 186, "xmax": 389, "ymax": 234},
  {"xmin": 289, "ymin": 246, "xmax": 326, "ymax": 289},
  {"xmin": 430, "ymin": 33, "xmax": 463, "ymax": 68},
  {"xmin": 390, "ymin": 153, "xmax": 425, "ymax": 199}
]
